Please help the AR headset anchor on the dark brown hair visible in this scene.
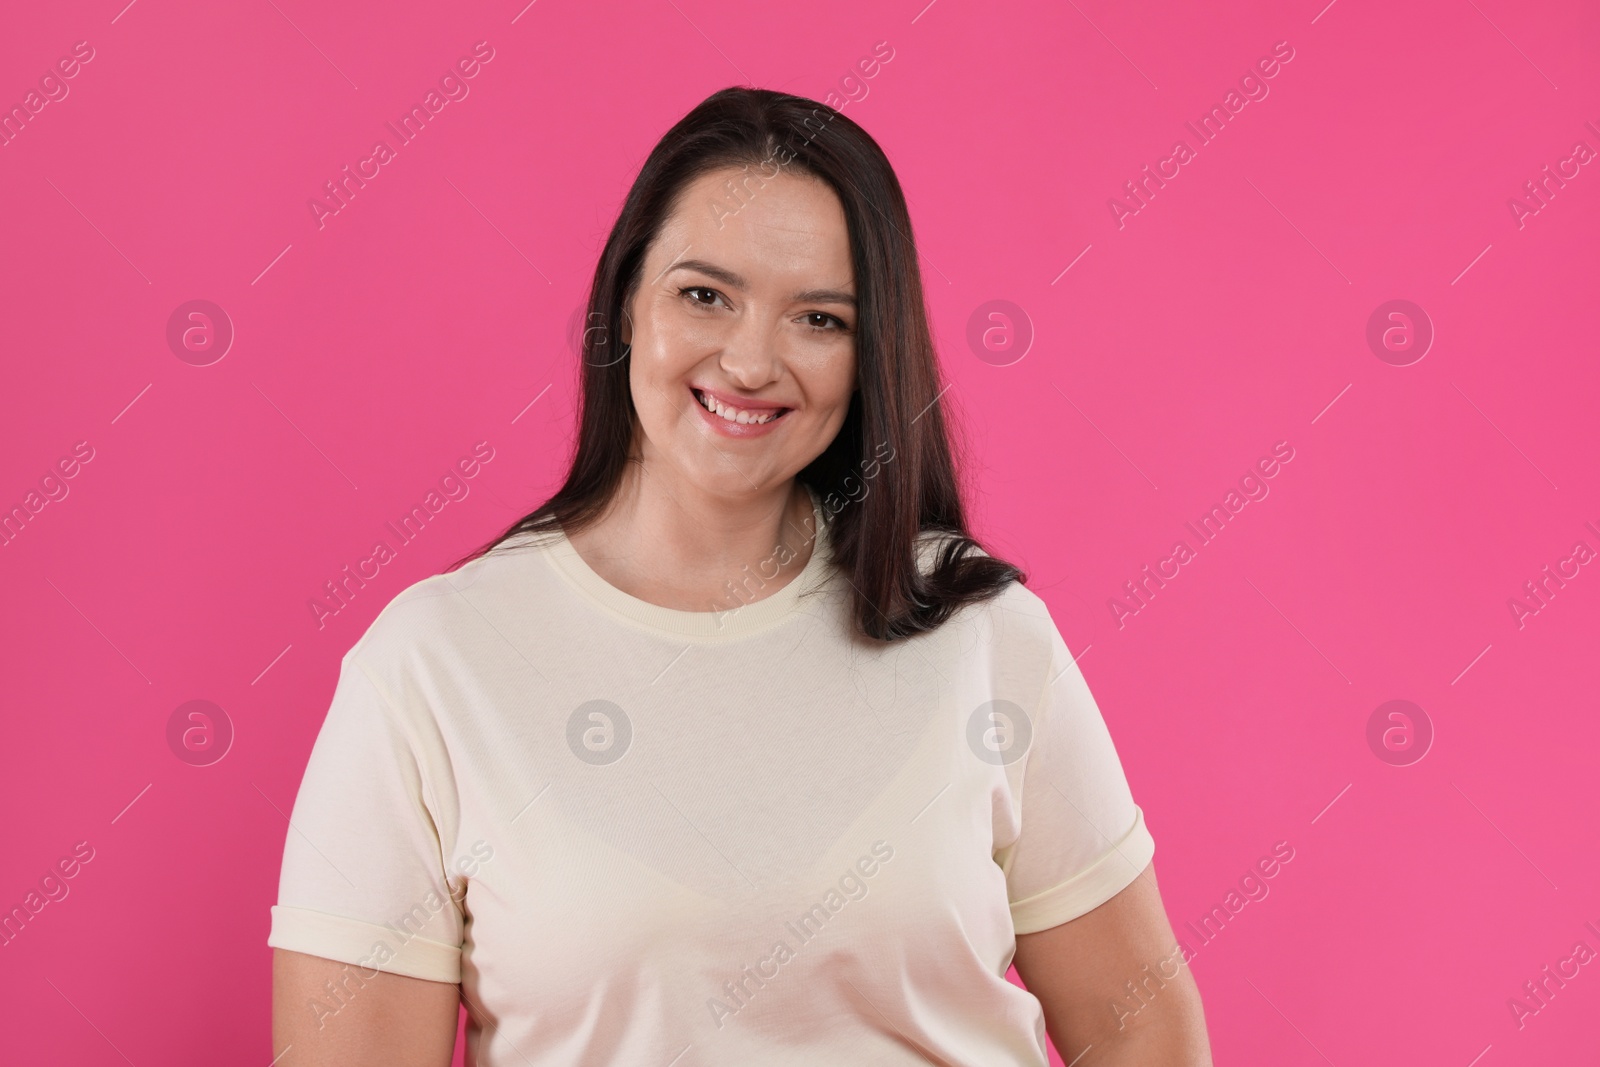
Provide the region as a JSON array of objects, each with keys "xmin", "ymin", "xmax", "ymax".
[{"xmin": 452, "ymin": 86, "xmax": 1023, "ymax": 642}]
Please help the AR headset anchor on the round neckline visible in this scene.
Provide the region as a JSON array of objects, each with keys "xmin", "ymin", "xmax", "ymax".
[{"xmin": 540, "ymin": 486, "xmax": 834, "ymax": 640}]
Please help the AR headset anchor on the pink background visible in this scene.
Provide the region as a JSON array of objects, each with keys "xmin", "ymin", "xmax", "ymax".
[{"xmin": 2, "ymin": 0, "xmax": 1597, "ymax": 1063}]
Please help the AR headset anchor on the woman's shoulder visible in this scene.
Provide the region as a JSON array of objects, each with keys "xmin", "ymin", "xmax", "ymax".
[
  {"xmin": 340, "ymin": 532, "xmax": 558, "ymax": 683},
  {"xmin": 912, "ymin": 528, "xmax": 1062, "ymax": 659}
]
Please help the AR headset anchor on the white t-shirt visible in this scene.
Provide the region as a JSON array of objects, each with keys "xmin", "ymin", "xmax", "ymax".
[{"xmin": 269, "ymin": 487, "xmax": 1155, "ymax": 1065}]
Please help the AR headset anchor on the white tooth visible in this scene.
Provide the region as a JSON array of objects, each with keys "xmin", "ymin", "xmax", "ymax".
[{"xmin": 698, "ymin": 390, "xmax": 779, "ymax": 425}]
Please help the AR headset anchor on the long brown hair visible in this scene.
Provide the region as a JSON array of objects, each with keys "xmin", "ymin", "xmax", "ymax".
[{"xmin": 452, "ymin": 86, "xmax": 1023, "ymax": 642}]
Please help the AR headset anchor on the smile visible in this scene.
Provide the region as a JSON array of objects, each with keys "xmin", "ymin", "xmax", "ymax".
[{"xmin": 691, "ymin": 387, "xmax": 790, "ymax": 427}]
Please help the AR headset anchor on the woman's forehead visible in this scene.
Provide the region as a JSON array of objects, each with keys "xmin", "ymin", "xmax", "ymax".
[{"xmin": 653, "ymin": 170, "xmax": 853, "ymax": 285}]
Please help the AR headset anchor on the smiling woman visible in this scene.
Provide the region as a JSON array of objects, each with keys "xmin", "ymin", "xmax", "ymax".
[
  {"xmin": 615, "ymin": 168, "xmax": 860, "ymax": 528},
  {"xmin": 268, "ymin": 86, "xmax": 1211, "ymax": 1066}
]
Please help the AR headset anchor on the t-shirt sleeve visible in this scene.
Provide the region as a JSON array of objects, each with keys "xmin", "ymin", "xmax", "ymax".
[
  {"xmin": 266, "ymin": 649, "xmax": 464, "ymax": 983},
  {"xmin": 1003, "ymin": 626, "xmax": 1156, "ymax": 935}
]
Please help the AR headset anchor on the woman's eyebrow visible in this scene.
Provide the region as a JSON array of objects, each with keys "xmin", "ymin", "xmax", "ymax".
[
  {"xmin": 793, "ymin": 286, "xmax": 856, "ymax": 308},
  {"xmin": 672, "ymin": 259, "xmax": 856, "ymax": 307}
]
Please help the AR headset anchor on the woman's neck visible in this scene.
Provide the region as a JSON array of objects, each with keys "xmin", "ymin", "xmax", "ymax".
[{"xmin": 564, "ymin": 467, "xmax": 817, "ymax": 613}]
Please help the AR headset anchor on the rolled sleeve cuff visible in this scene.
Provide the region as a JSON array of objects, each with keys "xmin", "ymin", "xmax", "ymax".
[
  {"xmin": 1009, "ymin": 806, "xmax": 1156, "ymax": 935},
  {"xmin": 268, "ymin": 904, "xmax": 461, "ymax": 984}
]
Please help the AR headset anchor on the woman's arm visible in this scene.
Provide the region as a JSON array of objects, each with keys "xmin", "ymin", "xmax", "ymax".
[
  {"xmin": 272, "ymin": 948, "xmax": 460, "ymax": 1067},
  {"xmin": 1013, "ymin": 860, "xmax": 1212, "ymax": 1066}
]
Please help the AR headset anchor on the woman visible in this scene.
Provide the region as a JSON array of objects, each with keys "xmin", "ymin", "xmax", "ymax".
[{"xmin": 269, "ymin": 87, "xmax": 1212, "ymax": 1065}]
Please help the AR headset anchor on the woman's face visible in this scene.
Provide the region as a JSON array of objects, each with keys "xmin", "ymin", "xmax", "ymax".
[{"xmin": 621, "ymin": 164, "xmax": 858, "ymax": 501}]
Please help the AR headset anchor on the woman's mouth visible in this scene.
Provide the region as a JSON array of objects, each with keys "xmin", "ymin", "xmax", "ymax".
[{"xmin": 690, "ymin": 387, "xmax": 791, "ymax": 428}]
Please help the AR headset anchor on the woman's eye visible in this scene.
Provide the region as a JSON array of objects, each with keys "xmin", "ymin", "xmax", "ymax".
[
  {"xmin": 802, "ymin": 312, "xmax": 848, "ymax": 332},
  {"xmin": 680, "ymin": 287, "xmax": 722, "ymax": 308},
  {"xmin": 678, "ymin": 288, "xmax": 845, "ymax": 332}
]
